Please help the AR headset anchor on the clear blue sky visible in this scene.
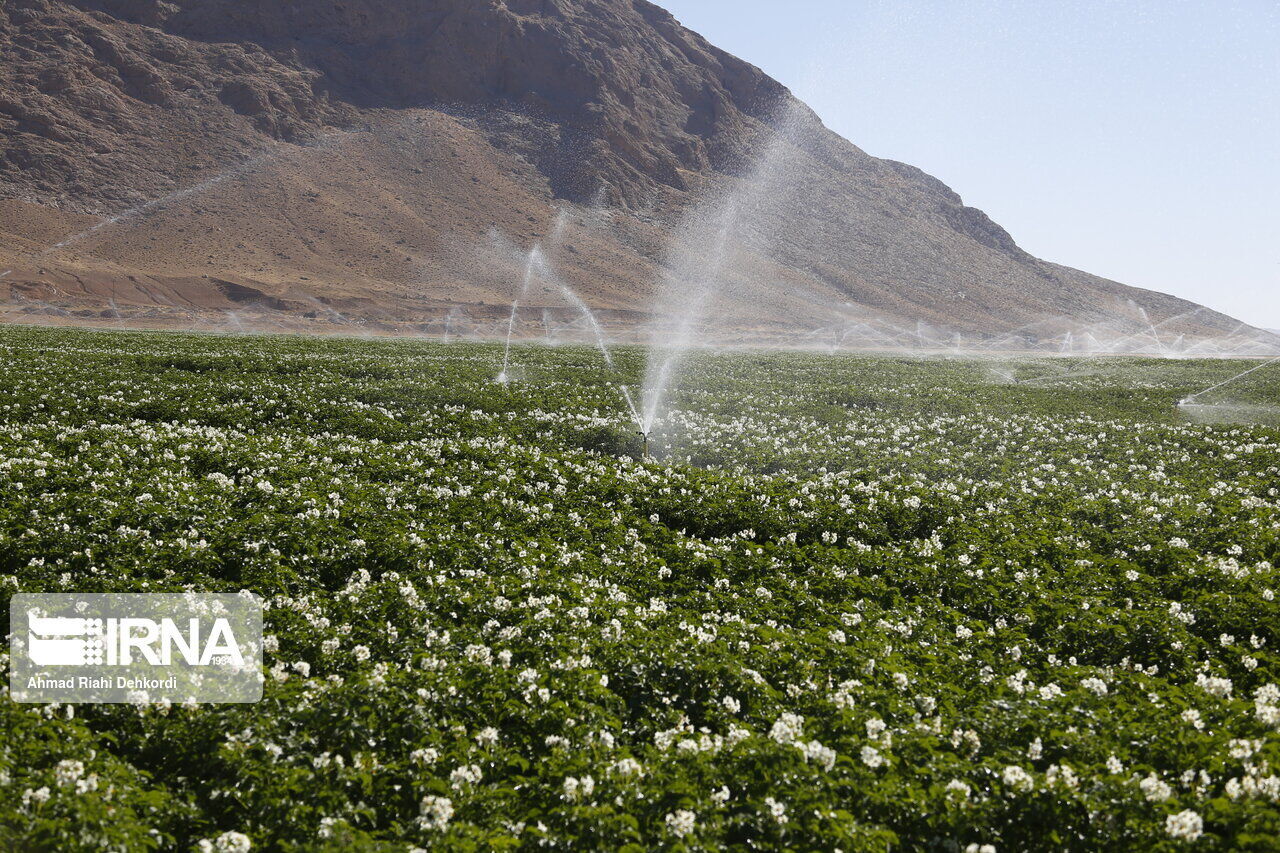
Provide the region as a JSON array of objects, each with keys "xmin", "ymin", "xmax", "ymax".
[{"xmin": 658, "ymin": 0, "xmax": 1280, "ymax": 328}]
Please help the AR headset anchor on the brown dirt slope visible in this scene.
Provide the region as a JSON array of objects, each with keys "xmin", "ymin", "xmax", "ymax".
[{"xmin": 0, "ymin": 0, "xmax": 1248, "ymax": 340}]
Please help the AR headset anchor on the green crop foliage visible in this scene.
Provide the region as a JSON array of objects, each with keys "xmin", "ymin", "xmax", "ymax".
[{"xmin": 0, "ymin": 325, "xmax": 1276, "ymax": 851}]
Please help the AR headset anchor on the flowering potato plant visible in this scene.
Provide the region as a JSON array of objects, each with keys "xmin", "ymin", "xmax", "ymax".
[{"xmin": 0, "ymin": 326, "xmax": 1277, "ymax": 851}]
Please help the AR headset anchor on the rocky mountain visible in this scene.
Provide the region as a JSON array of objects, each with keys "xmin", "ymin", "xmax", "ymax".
[{"xmin": 0, "ymin": 0, "xmax": 1254, "ymax": 344}]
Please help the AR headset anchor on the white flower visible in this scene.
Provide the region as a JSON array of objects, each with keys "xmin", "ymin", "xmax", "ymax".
[
  {"xmin": 1139, "ymin": 773, "xmax": 1172, "ymax": 802},
  {"xmin": 831, "ymin": 679, "xmax": 859, "ymax": 710},
  {"xmin": 418, "ymin": 795, "xmax": 453, "ymax": 831},
  {"xmin": 945, "ymin": 779, "xmax": 971, "ymax": 801},
  {"xmin": 763, "ymin": 796, "xmax": 788, "ymax": 824},
  {"xmin": 861, "ymin": 745, "xmax": 885, "ymax": 769},
  {"xmin": 54, "ymin": 760, "xmax": 84, "ymax": 787},
  {"xmin": 464, "ymin": 644, "xmax": 493, "ymax": 666},
  {"xmin": 711, "ymin": 786, "xmax": 730, "ymax": 806},
  {"xmin": 562, "ymin": 775, "xmax": 594, "ymax": 801},
  {"xmin": 1254, "ymin": 684, "xmax": 1280, "ymax": 728},
  {"xmin": 1045, "ymin": 763, "xmax": 1077, "ymax": 790},
  {"xmin": 664, "ymin": 809, "xmax": 696, "ymax": 838},
  {"xmin": 1165, "ymin": 809, "xmax": 1203, "ymax": 842},
  {"xmin": 1106, "ymin": 755, "xmax": 1124, "ymax": 774},
  {"xmin": 21, "ymin": 787, "xmax": 50, "ymax": 809},
  {"xmin": 770, "ymin": 712, "xmax": 805, "ymax": 745},
  {"xmin": 799, "ymin": 739, "xmax": 837, "ymax": 770},
  {"xmin": 1081, "ymin": 677, "xmax": 1108, "ymax": 696},
  {"xmin": 1196, "ymin": 673, "xmax": 1233, "ymax": 699},
  {"xmin": 1038, "ymin": 683, "xmax": 1064, "ymax": 701},
  {"xmin": 351, "ymin": 645, "xmax": 370, "ymax": 662},
  {"xmin": 411, "ymin": 747, "xmax": 439, "ymax": 766},
  {"xmin": 449, "ymin": 764, "xmax": 482, "ymax": 789},
  {"xmin": 213, "ymin": 831, "xmax": 252, "ymax": 853},
  {"xmin": 1002, "ymin": 765, "xmax": 1034, "ymax": 794},
  {"xmin": 611, "ymin": 757, "xmax": 643, "ymax": 779}
]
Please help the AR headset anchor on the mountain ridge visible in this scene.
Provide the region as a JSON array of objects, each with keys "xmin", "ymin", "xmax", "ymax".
[{"xmin": 0, "ymin": 0, "xmax": 1258, "ymax": 345}]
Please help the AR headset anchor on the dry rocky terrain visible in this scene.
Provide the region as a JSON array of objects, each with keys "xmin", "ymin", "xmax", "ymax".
[{"xmin": 0, "ymin": 0, "xmax": 1248, "ymax": 342}]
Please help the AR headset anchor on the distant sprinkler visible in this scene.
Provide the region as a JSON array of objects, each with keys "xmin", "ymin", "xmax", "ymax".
[{"xmin": 637, "ymin": 431, "xmax": 649, "ymax": 458}]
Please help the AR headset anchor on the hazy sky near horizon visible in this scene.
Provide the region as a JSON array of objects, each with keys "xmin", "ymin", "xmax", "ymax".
[{"xmin": 658, "ymin": 0, "xmax": 1280, "ymax": 328}]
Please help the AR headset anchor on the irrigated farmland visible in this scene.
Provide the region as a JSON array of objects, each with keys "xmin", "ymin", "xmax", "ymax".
[{"xmin": 1, "ymin": 325, "xmax": 1277, "ymax": 851}]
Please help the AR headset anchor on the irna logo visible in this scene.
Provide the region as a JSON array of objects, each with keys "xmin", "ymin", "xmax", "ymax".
[
  {"xmin": 27, "ymin": 613, "xmax": 246, "ymax": 667},
  {"xmin": 11, "ymin": 593, "xmax": 262, "ymax": 704}
]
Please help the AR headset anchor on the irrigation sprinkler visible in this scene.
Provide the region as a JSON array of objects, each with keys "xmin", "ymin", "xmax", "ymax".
[{"xmin": 1178, "ymin": 355, "xmax": 1280, "ymax": 410}]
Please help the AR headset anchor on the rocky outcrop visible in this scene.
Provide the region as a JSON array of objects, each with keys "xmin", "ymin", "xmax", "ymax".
[
  {"xmin": 0, "ymin": 0, "xmax": 1245, "ymax": 336},
  {"xmin": 12, "ymin": 0, "xmax": 787, "ymax": 206}
]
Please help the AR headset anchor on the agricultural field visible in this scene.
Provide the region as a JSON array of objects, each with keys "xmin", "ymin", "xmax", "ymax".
[{"xmin": 0, "ymin": 324, "xmax": 1278, "ymax": 851}]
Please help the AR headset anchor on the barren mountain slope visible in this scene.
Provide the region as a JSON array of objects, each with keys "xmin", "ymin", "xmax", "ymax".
[{"xmin": 0, "ymin": 0, "xmax": 1249, "ymax": 340}]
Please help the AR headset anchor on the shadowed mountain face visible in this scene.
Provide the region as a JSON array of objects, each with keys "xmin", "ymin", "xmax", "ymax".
[{"xmin": 0, "ymin": 0, "xmax": 1250, "ymax": 340}]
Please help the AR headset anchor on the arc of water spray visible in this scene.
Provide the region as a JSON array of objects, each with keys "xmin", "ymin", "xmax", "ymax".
[
  {"xmin": 492, "ymin": 207, "xmax": 623, "ymax": 363},
  {"xmin": 0, "ymin": 130, "xmax": 354, "ymax": 297},
  {"xmin": 1181, "ymin": 355, "xmax": 1280, "ymax": 405},
  {"xmin": 509, "ymin": 244, "xmax": 642, "ymax": 425},
  {"xmin": 639, "ymin": 200, "xmax": 736, "ymax": 436},
  {"xmin": 303, "ymin": 295, "xmax": 349, "ymax": 326},
  {"xmin": 498, "ymin": 244, "xmax": 542, "ymax": 383},
  {"xmin": 1133, "ymin": 304, "xmax": 1167, "ymax": 355},
  {"xmin": 500, "ymin": 230, "xmax": 647, "ymax": 443},
  {"xmin": 618, "ymin": 384, "xmax": 642, "ymax": 436},
  {"xmin": 543, "ymin": 266, "xmax": 615, "ymax": 368},
  {"xmin": 497, "ymin": 209, "xmax": 570, "ymax": 382}
]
